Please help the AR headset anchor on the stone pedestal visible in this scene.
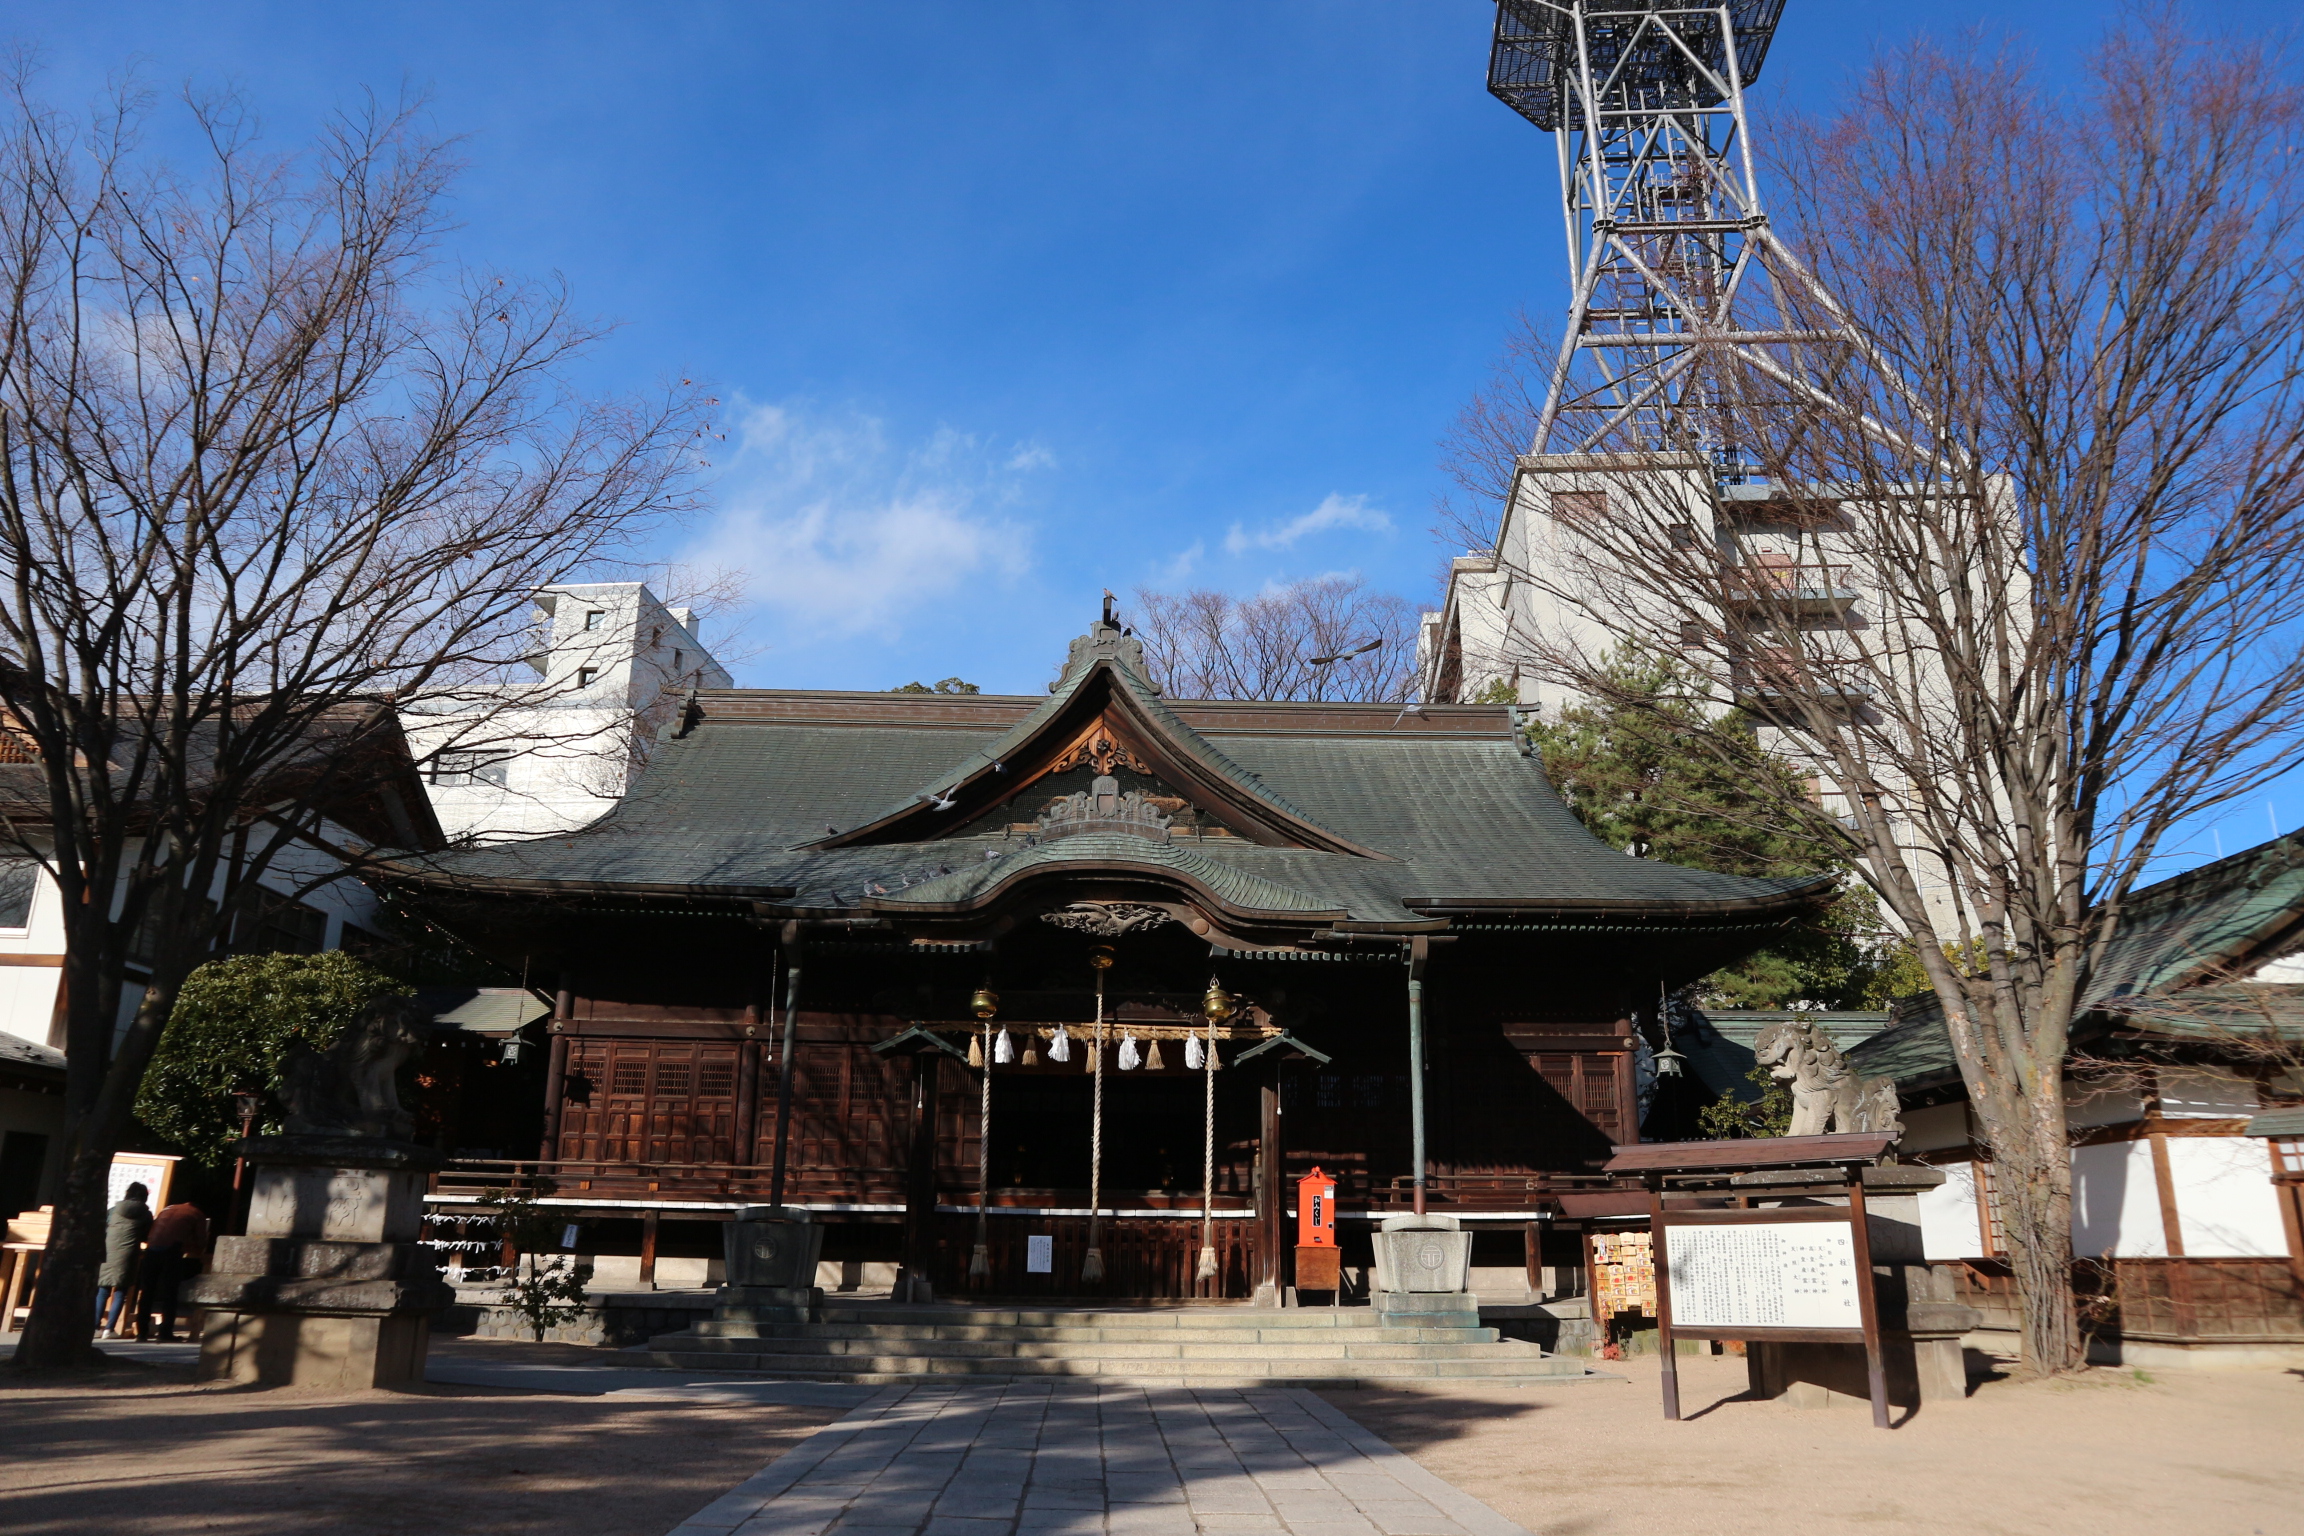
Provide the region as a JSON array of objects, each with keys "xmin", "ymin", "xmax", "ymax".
[
  {"xmin": 1370, "ymin": 1213, "xmax": 1472, "ymax": 1296},
  {"xmin": 1732, "ymin": 1166, "xmax": 1983, "ymax": 1411},
  {"xmin": 185, "ymin": 1136, "xmax": 452, "ymax": 1389},
  {"xmin": 691, "ymin": 1207, "xmax": 825, "ymax": 1338}
]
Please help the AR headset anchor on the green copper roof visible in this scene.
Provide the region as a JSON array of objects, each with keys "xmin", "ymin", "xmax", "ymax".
[{"xmin": 397, "ymin": 616, "xmax": 1829, "ymax": 930}]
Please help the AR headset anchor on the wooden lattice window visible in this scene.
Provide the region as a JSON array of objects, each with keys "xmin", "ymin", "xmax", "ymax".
[
  {"xmin": 699, "ymin": 1060, "xmax": 735, "ymax": 1096},
  {"xmin": 610, "ymin": 1060, "xmax": 647, "ymax": 1095},
  {"xmin": 654, "ymin": 1061, "xmax": 691, "ymax": 1094},
  {"xmin": 1975, "ymin": 1160, "xmax": 2009, "ymax": 1256}
]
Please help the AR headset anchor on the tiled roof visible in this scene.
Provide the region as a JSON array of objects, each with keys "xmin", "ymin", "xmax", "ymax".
[
  {"xmin": 0, "ymin": 1031, "xmax": 64, "ymax": 1078},
  {"xmin": 394, "ymin": 619, "xmax": 1829, "ymax": 929}
]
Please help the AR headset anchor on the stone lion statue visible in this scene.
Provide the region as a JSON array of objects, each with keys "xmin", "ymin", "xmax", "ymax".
[
  {"xmin": 1753, "ymin": 1019, "xmax": 1904, "ymax": 1139},
  {"xmin": 279, "ymin": 993, "xmax": 432, "ymax": 1141}
]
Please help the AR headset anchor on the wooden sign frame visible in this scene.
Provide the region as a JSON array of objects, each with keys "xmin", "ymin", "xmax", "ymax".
[{"xmin": 1651, "ymin": 1182, "xmax": 1891, "ymax": 1429}]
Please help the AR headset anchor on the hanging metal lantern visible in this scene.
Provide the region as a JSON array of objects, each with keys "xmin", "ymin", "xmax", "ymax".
[
  {"xmin": 1653, "ymin": 1042, "xmax": 1686, "ymax": 1078},
  {"xmin": 971, "ymin": 986, "xmax": 1000, "ymax": 1020}
]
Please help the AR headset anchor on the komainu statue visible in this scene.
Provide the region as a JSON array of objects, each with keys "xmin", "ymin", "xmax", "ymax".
[
  {"xmin": 279, "ymin": 994, "xmax": 432, "ymax": 1141},
  {"xmin": 1753, "ymin": 1019, "xmax": 1904, "ymax": 1139}
]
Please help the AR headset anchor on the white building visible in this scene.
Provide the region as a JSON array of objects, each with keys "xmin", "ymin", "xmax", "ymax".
[{"xmin": 407, "ymin": 582, "xmax": 733, "ymax": 844}]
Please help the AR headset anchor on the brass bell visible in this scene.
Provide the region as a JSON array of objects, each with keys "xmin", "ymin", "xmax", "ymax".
[
  {"xmin": 970, "ymin": 987, "xmax": 1000, "ymax": 1020},
  {"xmin": 1088, "ymin": 944, "xmax": 1116, "ymax": 972},
  {"xmin": 1202, "ymin": 978, "xmax": 1235, "ymax": 1025}
]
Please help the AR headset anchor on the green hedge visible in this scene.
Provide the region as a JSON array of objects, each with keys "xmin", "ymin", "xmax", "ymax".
[{"xmin": 136, "ymin": 951, "xmax": 412, "ymax": 1165}]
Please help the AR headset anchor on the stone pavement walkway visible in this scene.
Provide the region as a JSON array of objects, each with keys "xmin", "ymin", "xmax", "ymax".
[{"xmin": 669, "ymin": 1384, "xmax": 1532, "ymax": 1536}]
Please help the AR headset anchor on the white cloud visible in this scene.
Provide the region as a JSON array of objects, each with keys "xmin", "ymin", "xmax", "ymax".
[
  {"xmin": 1006, "ymin": 443, "xmax": 1057, "ymax": 472},
  {"xmin": 1223, "ymin": 493, "xmax": 1391, "ymax": 555},
  {"xmin": 1156, "ymin": 540, "xmax": 1206, "ymax": 583},
  {"xmin": 685, "ymin": 402, "xmax": 1033, "ymax": 639}
]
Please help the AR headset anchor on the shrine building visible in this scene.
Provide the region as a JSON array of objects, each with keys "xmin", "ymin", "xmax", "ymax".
[{"xmin": 386, "ymin": 604, "xmax": 1829, "ymax": 1301}]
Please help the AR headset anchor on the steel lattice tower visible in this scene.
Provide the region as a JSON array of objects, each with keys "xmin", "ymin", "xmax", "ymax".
[{"xmin": 1488, "ymin": 1, "xmax": 1858, "ymax": 471}]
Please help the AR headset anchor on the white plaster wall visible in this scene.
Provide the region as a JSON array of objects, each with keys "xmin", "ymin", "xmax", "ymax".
[
  {"xmin": 2072, "ymin": 1140, "xmax": 2167, "ymax": 1258},
  {"xmin": 2164, "ymin": 1137, "xmax": 2288, "ymax": 1258},
  {"xmin": 0, "ymin": 968, "xmax": 61, "ymax": 1049},
  {"xmin": 1918, "ymin": 1160, "xmax": 1988, "ymax": 1259},
  {"xmin": 0, "ymin": 851, "xmax": 66, "ymax": 1049}
]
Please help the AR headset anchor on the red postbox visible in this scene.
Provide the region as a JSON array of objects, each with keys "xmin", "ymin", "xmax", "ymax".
[
  {"xmin": 1294, "ymin": 1167, "xmax": 1340, "ymax": 1295},
  {"xmin": 1297, "ymin": 1167, "xmax": 1336, "ymax": 1247}
]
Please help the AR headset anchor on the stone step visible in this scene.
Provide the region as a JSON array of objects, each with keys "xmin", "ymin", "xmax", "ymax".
[
  {"xmin": 667, "ymin": 1333, "xmax": 1545, "ymax": 1362},
  {"xmin": 695, "ymin": 1321, "xmax": 1499, "ymax": 1346},
  {"xmin": 813, "ymin": 1306, "xmax": 1404, "ymax": 1330},
  {"xmin": 635, "ymin": 1348, "xmax": 1590, "ymax": 1382}
]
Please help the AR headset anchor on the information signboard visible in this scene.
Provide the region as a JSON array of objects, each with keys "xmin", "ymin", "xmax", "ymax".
[
  {"xmin": 1665, "ymin": 1220, "xmax": 1863, "ymax": 1331},
  {"xmin": 1651, "ymin": 1190, "xmax": 1890, "ymax": 1430}
]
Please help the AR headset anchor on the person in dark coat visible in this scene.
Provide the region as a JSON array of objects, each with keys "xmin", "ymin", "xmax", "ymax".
[
  {"xmin": 137, "ymin": 1199, "xmax": 210, "ymax": 1343},
  {"xmin": 94, "ymin": 1182, "xmax": 151, "ymax": 1338}
]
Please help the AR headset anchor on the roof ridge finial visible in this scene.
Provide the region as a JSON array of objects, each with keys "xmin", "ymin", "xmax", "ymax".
[{"xmin": 1102, "ymin": 588, "xmax": 1118, "ymax": 629}]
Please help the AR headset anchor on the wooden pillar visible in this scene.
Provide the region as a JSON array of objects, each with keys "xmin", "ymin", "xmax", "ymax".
[
  {"xmin": 638, "ymin": 1210, "xmax": 660, "ymax": 1290},
  {"xmin": 769, "ymin": 928, "xmax": 803, "ymax": 1211},
  {"xmin": 735, "ymin": 1005, "xmax": 762, "ymax": 1170},
  {"xmin": 899, "ymin": 1051, "xmax": 944, "ymax": 1302},
  {"xmin": 1614, "ymin": 1013, "xmax": 1641, "ymax": 1145},
  {"xmin": 1524, "ymin": 1220, "xmax": 1542, "ymax": 1298},
  {"xmin": 538, "ymin": 985, "xmax": 573, "ymax": 1162},
  {"xmin": 2149, "ymin": 1130, "xmax": 2196, "ymax": 1337},
  {"xmin": 1255, "ymin": 1075, "xmax": 1284, "ymax": 1305}
]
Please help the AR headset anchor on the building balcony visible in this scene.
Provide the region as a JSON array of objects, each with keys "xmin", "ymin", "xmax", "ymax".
[
  {"xmin": 1731, "ymin": 646, "xmax": 1873, "ymax": 706},
  {"xmin": 1722, "ymin": 563, "xmax": 1859, "ymax": 614}
]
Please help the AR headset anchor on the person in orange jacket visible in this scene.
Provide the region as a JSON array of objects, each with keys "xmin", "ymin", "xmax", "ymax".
[{"xmin": 138, "ymin": 1199, "xmax": 210, "ymax": 1343}]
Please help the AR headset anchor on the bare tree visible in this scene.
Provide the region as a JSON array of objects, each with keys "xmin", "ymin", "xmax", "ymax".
[
  {"xmin": 1128, "ymin": 575, "xmax": 1421, "ymax": 703},
  {"xmin": 1443, "ymin": 20, "xmax": 2304, "ymax": 1372},
  {"xmin": 0, "ymin": 78, "xmax": 703, "ymax": 1368}
]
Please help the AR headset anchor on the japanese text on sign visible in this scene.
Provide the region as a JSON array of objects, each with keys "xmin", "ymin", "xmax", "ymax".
[{"xmin": 1666, "ymin": 1221, "xmax": 1863, "ymax": 1331}]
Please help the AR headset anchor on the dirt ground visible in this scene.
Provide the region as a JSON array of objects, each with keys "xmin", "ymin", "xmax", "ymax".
[
  {"xmin": 0, "ymin": 1338, "xmax": 845, "ymax": 1536},
  {"xmin": 5, "ymin": 1337, "xmax": 2300, "ymax": 1536},
  {"xmin": 1321, "ymin": 1352, "xmax": 2304, "ymax": 1536}
]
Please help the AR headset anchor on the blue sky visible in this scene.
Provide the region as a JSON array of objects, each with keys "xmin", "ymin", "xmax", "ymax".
[{"xmin": 15, "ymin": 1, "xmax": 2298, "ymax": 829}]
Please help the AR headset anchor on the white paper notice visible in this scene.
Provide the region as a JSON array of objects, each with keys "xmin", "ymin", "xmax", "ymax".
[
  {"xmin": 1026, "ymin": 1234, "xmax": 1054, "ymax": 1273},
  {"xmin": 1666, "ymin": 1221, "xmax": 1863, "ymax": 1330}
]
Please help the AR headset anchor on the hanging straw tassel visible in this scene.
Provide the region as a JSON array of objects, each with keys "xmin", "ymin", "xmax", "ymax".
[
  {"xmin": 1021, "ymin": 1037, "xmax": 1039, "ymax": 1066},
  {"xmin": 970, "ymin": 1241, "xmax": 990, "ymax": 1279},
  {"xmin": 1184, "ymin": 1033, "xmax": 1204, "ymax": 1071},
  {"xmin": 1084, "ymin": 1036, "xmax": 1099, "ymax": 1071},
  {"xmin": 1049, "ymin": 1025, "xmax": 1072, "ymax": 1063},
  {"xmin": 994, "ymin": 1027, "xmax": 1015, "ymax": 1064},
  {"xmin": 1118, "ymin": 1035, "xmax": 1142, "ymax": 1071},
  {"xmin": 1081, "ymin": 1245, "xmax": 1105, "ymax": 1282},
  {"xmin": 1146, "ymin": 1038, "xmax": 1165, "ymax": 1071},
  {"xmin": 967, "ymin": 1032, "xmax": 984, "ymax": 1068},
  {"xmin": 1195, "ymin": 1243, "xmax": 1218, "ymax": 1282}
]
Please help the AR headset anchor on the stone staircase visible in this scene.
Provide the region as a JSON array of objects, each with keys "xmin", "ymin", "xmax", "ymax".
[{"xmin": 638, "ymin": 1293, "xmax": 1594, "ymax": 1388}]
